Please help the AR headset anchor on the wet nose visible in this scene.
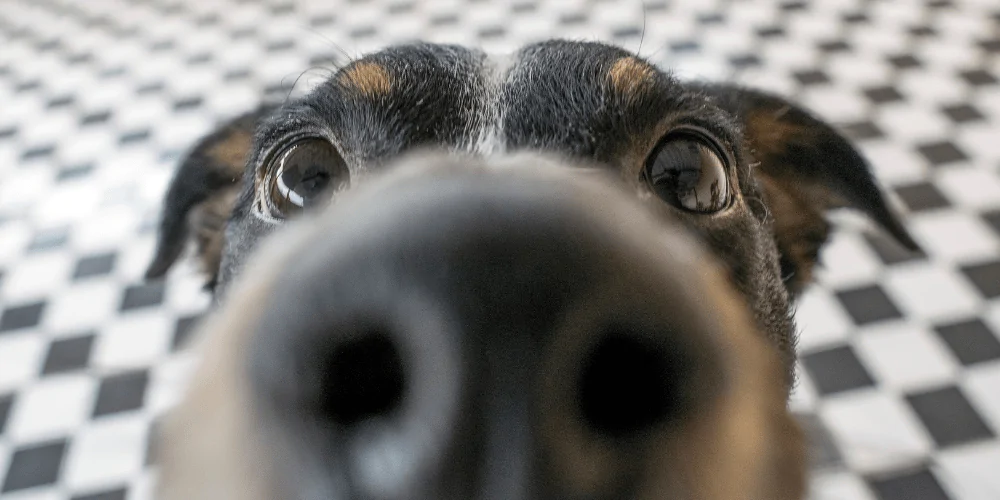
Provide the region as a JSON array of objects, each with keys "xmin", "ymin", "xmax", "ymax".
[{"xmin": 239, "ymin": 158, "xmax": 729, "ymax": 500}]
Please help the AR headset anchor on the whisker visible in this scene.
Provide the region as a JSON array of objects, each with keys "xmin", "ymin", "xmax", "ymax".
[{"xmin": 636, "ymin": 1, "xmax": 648, "ymax": 58}]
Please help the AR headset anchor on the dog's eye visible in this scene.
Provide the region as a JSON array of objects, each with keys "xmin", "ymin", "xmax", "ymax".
[
  {"xmin": 643, "ymin": 131, "xmax": 730, "ymax": 213},
  {"xmin": 267, "ymin": 138, "xmax": 349, "ymax": 217}
]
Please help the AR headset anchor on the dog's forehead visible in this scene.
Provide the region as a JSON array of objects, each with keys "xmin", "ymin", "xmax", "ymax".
[{"xmin": 303, "ymin": 40, "xmax": 703, "ymax": 163}]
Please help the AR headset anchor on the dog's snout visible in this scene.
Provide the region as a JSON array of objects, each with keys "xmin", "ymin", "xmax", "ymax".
[
  {"xmin": 238, "ymin": 159, "xmax": 732, "ymax": 499},
  {"xmin": 160, "ymin": 156, "xmax": 803, "ymax": 500}
]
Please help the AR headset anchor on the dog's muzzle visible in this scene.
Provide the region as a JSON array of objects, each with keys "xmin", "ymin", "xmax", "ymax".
[{"xmin": 158, "ymin": 154, "xmax": 802, "ymax": 500}]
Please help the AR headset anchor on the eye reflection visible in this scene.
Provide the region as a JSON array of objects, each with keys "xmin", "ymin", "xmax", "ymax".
[
  {"xmin": 643, "ymin": 132, "xmax": 730, "ymax": 213},
  {"xmin": 266, "ymin": 138, "xmax": 350, "ymax": 218}
]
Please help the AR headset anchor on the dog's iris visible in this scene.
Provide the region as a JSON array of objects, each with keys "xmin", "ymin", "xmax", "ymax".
[
  {"xmin": 643, "ymin": 129, "xmax": 730, "ymax": 213},
  {"xmin": 267, "ymin": 137, "xmax": 350, "ymax": 217}
]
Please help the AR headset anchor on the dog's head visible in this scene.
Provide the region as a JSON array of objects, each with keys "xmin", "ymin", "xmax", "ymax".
[{"xmin": 150, "ymin": 40, "xmax": 916, "ymax": 500}]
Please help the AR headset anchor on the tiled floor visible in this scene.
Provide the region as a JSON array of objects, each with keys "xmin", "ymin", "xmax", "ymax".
[{"xmin": 0, "ymin": 0, "xmax": 999, "ymax": 499}]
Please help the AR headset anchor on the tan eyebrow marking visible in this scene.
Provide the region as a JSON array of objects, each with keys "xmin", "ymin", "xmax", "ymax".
[
  {"xmin": 207, "ymin": 129, "xmax": 253, "ymax": 176},
  {"xmin": 339, "ymin": 61, "xmax": 392, "ymax": 96},
  {"xmin": 608, "ymin": 56, "xmax": 656, "ymax": 100}
]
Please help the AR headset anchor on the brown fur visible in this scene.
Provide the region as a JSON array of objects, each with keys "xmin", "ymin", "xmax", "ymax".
[
  {"xmin": 145, "ymin": 107, "xmax": 270, "ymax": 284},
  {"xmin": 743, "ymin": 107, "xmax": 813, "ymax": 162},
  {"xmin": 756, "ymin": 175, "xmax": 831, "ymax": 294},
  {"xmin": 339, "ymin": 61, "xmax": 393, "ymax": 96},
  {"xmin": 206, "ymin": 129, "xmax": 253, "ymax": 176},
  {"xmin": 607, "ymin": 56, "xmax": 656, "ymax": 102},
  {"xmin": 189, "ymin": 187, "xmax": 239, "ymax": 283}
]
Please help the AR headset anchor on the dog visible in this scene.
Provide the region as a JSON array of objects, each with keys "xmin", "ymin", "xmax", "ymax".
[{"xmin": 146, "ymin": 40, "xmax": 918, "ymax": 500}]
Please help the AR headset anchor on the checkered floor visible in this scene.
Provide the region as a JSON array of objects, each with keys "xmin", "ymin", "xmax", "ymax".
[{"xmin": 0, "ymin": 0, "xmax": 998, "ymax": 498}]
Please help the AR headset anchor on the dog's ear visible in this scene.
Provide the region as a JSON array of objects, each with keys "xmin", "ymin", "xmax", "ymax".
[
  {"xmin": 145, "ymin": 106, "xmax": 273, "ymax": 289},
  {"xmin": 693, "ymin": 83, "xmax": 919, "ymax": 296}
]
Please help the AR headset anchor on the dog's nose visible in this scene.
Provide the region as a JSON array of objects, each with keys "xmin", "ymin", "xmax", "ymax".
[
  {"xmin": 159, "ymin": 155, "xmax": 802, "ymax": 500},
  {"xmin": 240, "ymin": 158, "xmax": 731, "ymax": 500}
]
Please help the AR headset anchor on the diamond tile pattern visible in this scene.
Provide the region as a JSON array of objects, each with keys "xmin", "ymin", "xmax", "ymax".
[
  {"xmin": 906, "ymin": 386, "xmax": 995, "ymax": 448},
  {"xmin": 935, "ymin": 319, "xmax": 1000, "ymax": 366},
  {"xmin": 2, "ymin": 440, "xmax": 67, "ymax": 492},
  {"xmin": 802, "ymin": 345, "xmax": 877, "ymax": 395},
  {"xmin": 869, "ymin": 468, "xmax": 951, "ymax": 500},
  {"xmin": 0, "ymin": 0, "xmax": 999, "ymax": 499},
  {"xmin": 41, "ymin": 334, "xmax": 95, "ymax": 375},
  {"xmin": 92, "ymin": 370, "xmax": 148, "ymax": 419}
]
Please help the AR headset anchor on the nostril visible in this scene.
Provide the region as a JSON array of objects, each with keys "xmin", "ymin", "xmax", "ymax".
[
  {"xmin": 578, "ymin": 325, "xmax": 687, "ymax": 437},
  {"xmin": 321, "ymin": 330, "xmax": 406, "ymax": 426}
]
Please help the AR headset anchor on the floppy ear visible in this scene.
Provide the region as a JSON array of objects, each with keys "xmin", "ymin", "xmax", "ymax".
[
  {"xmin": 145, "ymin": 105, "xmax": 273, "ymax": 289},
  {"xmin": 693, "ymin": 83, "xmax": 919, "ymax": 296}
]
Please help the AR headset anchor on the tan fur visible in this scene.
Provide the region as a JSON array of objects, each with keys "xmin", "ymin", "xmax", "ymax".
[
  {"xmin": 757, "ymin": 174, "xmax": 830, "ymax": 294},
  {"xmin": 189, "ymin": 187, "xmax": 239, "ymax": 280},
  {"xmin": 608, "ymin": 56, "xmax": 655, "ymax": 101},
  {"xmin": 207, "ymin": 129, "xmax": 253, "ymax": 176},
  {"xmin": 339, "ymin": 61, "xmax": 392, "ymax": 96},
  {"xmin": 744, "ymin": 109, "xmax": 812, "ymax": 161},
  {"xmin": 667, "ymin": 264, "xmax": 805, "ymax": 500},
  {"xmin": 157, "ymin": 214, "xmax": 321, "ymax": 500}
]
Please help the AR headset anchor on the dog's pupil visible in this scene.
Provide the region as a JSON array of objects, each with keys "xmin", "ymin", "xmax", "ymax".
[
  {"xmin": 298, "ymin": 169, "xmax": 330, "ymax": 196},
  {"xmin": 273, "ymin": 139, "xmax": 350, "ymax": 212}
]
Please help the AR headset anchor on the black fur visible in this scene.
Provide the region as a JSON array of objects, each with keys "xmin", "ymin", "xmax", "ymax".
[{"xmin": 151, "ymin": 40, "xmax": 916, "ymax": 386}]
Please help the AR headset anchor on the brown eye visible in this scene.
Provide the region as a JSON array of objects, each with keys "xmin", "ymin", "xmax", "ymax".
[
  {"xmin": 266, "ymin": 138, "xmax": 349, "ymax": 218},
  {"xmin": 643, "ymin": 131, "xmax": 730, "ymax": 213}
]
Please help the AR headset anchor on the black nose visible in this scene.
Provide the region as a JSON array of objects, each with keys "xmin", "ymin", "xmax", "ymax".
[{"xmin": 244, "ymin": 160, "xmax": 725, "ymax": 500}]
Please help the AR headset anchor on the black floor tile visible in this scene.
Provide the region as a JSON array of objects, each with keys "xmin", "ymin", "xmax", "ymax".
[
  {"xmin": 73, "ymin": 252, "xmax": 117, "ymax": 279},
  {"xmin": 935, "ymin": 319, "xmax": 1000, "ymax": 366},
  {"xmin": 864, "ymin": 85, "xmax": 904, "ymax": 104},
  {"xmin": 960, "ymin": 260, "xmax": 1000, "ymax": 298},
  {"xmin": 27, "ymin": 227, "xmax": 68, "ymax": 252},
  {"xmin": 71, "ymin": 487, "xmax": 128, "ymax": 500},
  {"xmin": 941, "ymin": 103, "xmax": 985, "ymax": 123},
  {"xmin": 172, "ymin": 315, "xmax": 201, "ymax": 351},
  {"xmin": 895, "ymin": 182, "xmax": 951, "ymax": 212},
  {"xmin": 57, "ymin": 163, "xmax": 94, "ymax": 181},
  {"xmin": 119, "ymin": 282, "xmax": 165, "ymax": 311},
  {"xmin": 906, "ymin": 386, "xmax": 995, "ymax": 447},
  {"xmin": 818, "ymin": 40, "xmax": 851, "ymax": 53},
  {"xmin": 794, "ymin": 69, "xmax": 830, "ymax": 85},
  {"xmin": 980, "ymin": 37, "xmax": 1000, "ymax": 53},
  {"xmin": 917, "ymin": 141, "xmax": 969, "ymax": 166},
  {"xmin": 835, "ymin": 285, "xmax": 903, "ymax": 325},
  {"xmin": 20, "ymin": 144, "xmax": 55, "ymax": 161},
  {"xmin": 841, "ymin": 120, "xmax": 885, "ymax": 141},
  {"xmin": 887, "ymin": 54, "xmax": 921, "ymax": 69},
  {"xmin": 0, "ymin": 301, "xmax": 47, "ymax": 333},
  {"xmin": 0, "ymin": 392, "xmax": 12, "ymax": 435},
  {"xmin": 960, "ymin": 69, "xmax": 998, "ymax": 86},
  {"xmin": 41, "ymin": 333, "xmax": 96, "ymax": 374},
  {"xmin": 983, "ymin": 209, "xmax": 1000, "ymax": 236},
  {"xmin": 80, "ymin": 111, "xmax": 111, "ymax": 126},
  {"xmin": 869, "ymin": 467, "xmax": 950, "ymax": 500},
  {"xmin": 118, "ymin": 129, "xmax": 151, "ymax": 145},
  {"xmin": 1, "ymin": 440, "xmax": 68, "ymax": 492},
  {"xmin": 92, "ymin": 370, "xmax": 149, "ymax": 418},
  {"xmin": 863, "ymin": 232, "xmax": 925, "ymax": 265},
  {"xmin": 801, "ymin": 345, "xmax": 877, "ymax": 395}
]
